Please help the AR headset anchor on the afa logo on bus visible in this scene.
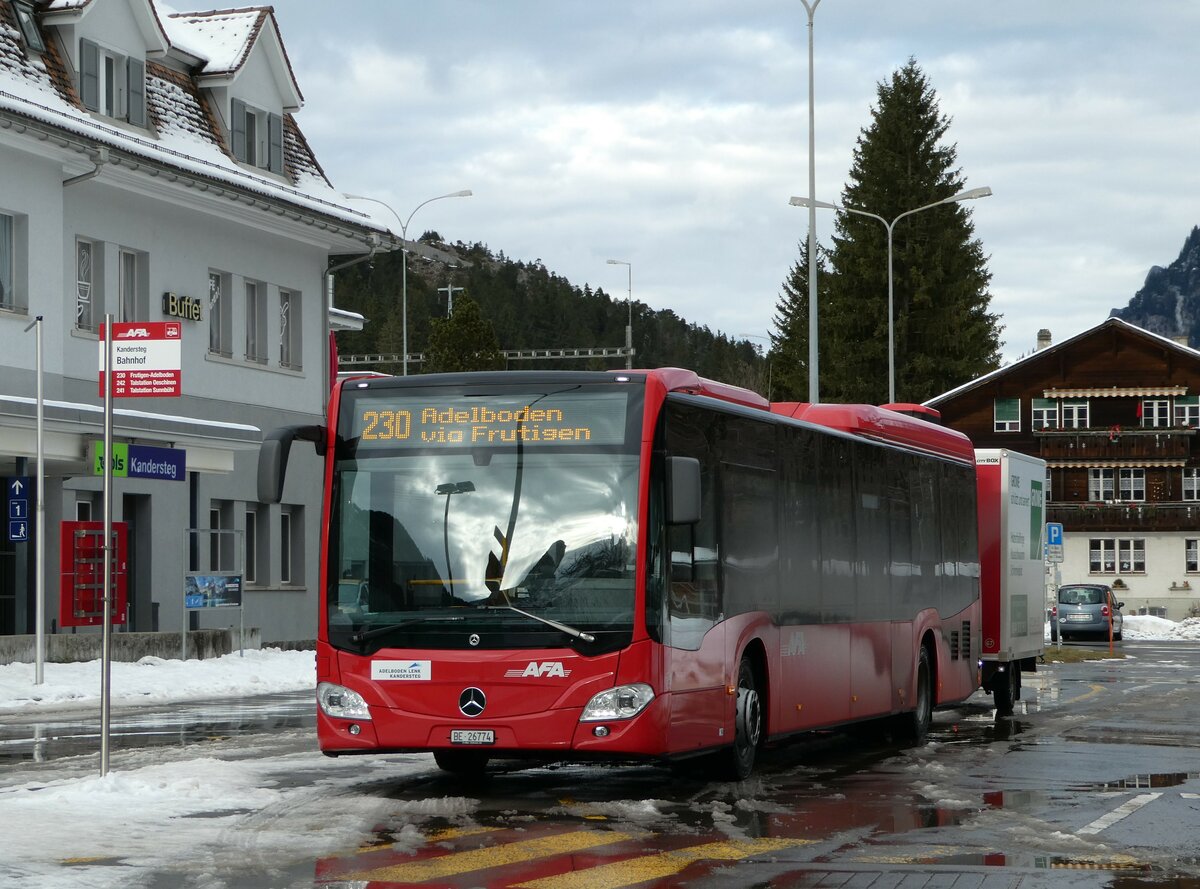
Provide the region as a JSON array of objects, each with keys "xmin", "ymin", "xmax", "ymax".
[{"xmin": 505, "ymin": 662, "xmax": 572, "ymax": 678}]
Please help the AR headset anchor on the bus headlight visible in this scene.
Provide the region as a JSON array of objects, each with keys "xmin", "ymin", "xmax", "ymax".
[
  {"xmin": 317, "ymin": 681, "xmax": 372, "ymax": 720},
  {"xmin": 580, "ymin": 683, "xmax": 655, "ymax": 721}
]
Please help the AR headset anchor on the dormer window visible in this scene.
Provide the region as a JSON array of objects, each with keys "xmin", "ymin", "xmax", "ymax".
[
  {"xmin": 231, "ymin": 99, "xmax": 283, "ymax": 175},
  {"xmin": 79, "ymin": 39, "xmax": 146, "ymax": 127},
  {"xmin": 14, "ymin": 1, "xmax": 45, "ymax": 53}
]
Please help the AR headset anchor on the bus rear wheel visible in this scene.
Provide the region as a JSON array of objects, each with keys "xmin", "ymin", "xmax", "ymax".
[
  {"xmin": 992, "ymin": 663, "xmax": 1018, "ymax": 717},
  {"xmin": 721, "ymin": 655, "xmax": 763, "ymax": 781},
  {"xmin": 895, "ymin": 645, "xmax": 932, "ymax": 745},
  {"xmin": 433, "ymin": 749, "xmax": 490, "ymax": 776}
]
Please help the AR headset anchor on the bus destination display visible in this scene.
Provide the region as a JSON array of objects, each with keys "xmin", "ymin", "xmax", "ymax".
[{"xmin": 349, "ymin": 391, "xmax": 629, "ymax": 447}]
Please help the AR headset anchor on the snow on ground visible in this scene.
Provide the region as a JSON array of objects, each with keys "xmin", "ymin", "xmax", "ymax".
[{"xmin": 0, "ymin": 619, "xmax": 1197, "ymax": 888}]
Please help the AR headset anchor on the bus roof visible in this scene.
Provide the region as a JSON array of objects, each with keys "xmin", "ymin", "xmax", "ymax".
[
  {"xmin": 770, "ymin": 401, "xmax": 975, "ymax": 464},
  {"xmin": 629, "ymin": 368, "xmax": 770, "ymax": 411}
]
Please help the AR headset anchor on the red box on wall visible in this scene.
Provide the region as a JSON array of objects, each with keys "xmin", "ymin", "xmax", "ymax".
[{"xmin": 59, "ymin": 520, "xmax": 127, "ymax": 628}]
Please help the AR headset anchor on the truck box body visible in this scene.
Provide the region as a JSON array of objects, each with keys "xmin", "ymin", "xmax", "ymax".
[{"xmin": 976, "ymin": 449, "xmax": 1047, "ymax": 663}]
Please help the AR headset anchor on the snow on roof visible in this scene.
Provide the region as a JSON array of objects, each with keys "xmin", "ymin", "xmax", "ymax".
[
  {"xmin": 161, "ymin": 6, "xmax": 263, "ymax": 73},
  {"xmin": 0, "ymin": 1, "xmax": 377, "ymax": 237}
]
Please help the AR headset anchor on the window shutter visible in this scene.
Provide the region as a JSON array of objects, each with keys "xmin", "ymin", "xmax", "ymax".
[
  {"xmin": 126, "ymin": 57, "xmax": 146, "ymax": 126},
  {"xmin": 231, "ymin": 98, "xmax": 247, "ymax": 161},
  {"xmin": 994, "ymin": 398, "xmax": 1019, "ymax": 423},
  {"xmin": 80, "ymin": 39, "xmax": 99, "ymax": 111},
  {"xmin": 1032, "ymin": 398, "xmax": 1056, "ymax": 410},
  {"xmin": 268, "ymin": 113, "xmax": 283, "ymax": 174},
  {"xmin": 1177, "ymin": 395, "xmax": 1199, "ymax": 406}
]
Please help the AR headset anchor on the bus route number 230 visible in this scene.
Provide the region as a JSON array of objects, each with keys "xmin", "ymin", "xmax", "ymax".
[{"xmin": 360, "ymin": 410, "xmax": 412, "ymax": 441}]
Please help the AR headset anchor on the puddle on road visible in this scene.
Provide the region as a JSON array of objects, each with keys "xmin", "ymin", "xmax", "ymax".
[{"xmin": 1072, "ymin": 772, "xmax": 1200, "ymax": 792}]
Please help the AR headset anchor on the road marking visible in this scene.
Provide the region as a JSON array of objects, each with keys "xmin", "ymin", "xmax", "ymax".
[
  {"xmin": 344, "ymin": 829, "xmax": 637, "ymax": 883},
  {"xmin": 1079, "ymin": 792, "xmax": 1162, "ymax": 835},
  {"xmin": 513, "ymin": 837, "xmax": 813, "ymax": 889},
  {"xmin": 1062, "ymin": 683, "xmax": 1107, "ymax": 705}
]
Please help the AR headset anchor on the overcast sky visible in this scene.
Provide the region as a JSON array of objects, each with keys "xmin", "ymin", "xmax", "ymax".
[{"xmin": 271, "ymin": 1, "xmax": 1199, "ymax": 367}]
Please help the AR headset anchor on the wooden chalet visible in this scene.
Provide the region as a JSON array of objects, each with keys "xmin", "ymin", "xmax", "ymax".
[{"xmin": 927, "ymin": 317, "xmax": 1200, "ymax": 620}]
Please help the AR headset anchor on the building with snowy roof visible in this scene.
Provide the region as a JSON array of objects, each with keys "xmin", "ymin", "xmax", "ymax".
[{"xmin": 0, "ymin": 0, "xmax": 412, "ymax": 648}]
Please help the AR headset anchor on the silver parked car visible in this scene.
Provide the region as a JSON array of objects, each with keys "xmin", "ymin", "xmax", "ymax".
[{"xmin": 1052, "ymin": 583, "xmax": 1124, "ymax": 642}]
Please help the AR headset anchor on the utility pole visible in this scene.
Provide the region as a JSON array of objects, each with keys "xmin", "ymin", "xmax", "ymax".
[{"xmin": 438, "ymin": 284, "xmax": 464, "ymax": 316}]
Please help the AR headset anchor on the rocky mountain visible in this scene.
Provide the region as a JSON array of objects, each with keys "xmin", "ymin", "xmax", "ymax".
[{"xmin": 1110, "ymin": 226, "xmax": 1200, "ymax": 345}]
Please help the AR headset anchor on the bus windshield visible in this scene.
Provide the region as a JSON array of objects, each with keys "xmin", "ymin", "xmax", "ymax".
[{"xmin": 329, "ymin": 384, "xmax": 642, "ymax": 653}]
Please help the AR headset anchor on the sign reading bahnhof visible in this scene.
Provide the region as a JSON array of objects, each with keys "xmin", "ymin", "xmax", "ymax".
[
  {"xmin": 346, "ymin": 391, "xmax": 629, "ymax": 447},
  {"xmin": 99, "ymin": 321, "xmax": 182, "ymax": 398}
]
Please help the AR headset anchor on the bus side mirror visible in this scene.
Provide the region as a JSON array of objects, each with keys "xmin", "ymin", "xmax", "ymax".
[
  {"xmin": 258, "ymin": 425, "xmax": 325, "ymax": 504},
  {"xmin": 666, "ymin": 456, "xmax": 701, "ymax": 525}
]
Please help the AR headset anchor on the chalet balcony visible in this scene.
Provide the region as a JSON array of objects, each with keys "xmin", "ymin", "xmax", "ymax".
[
  {"xmin": 1035, "ymin": 427, "xmax": 1194, "ymax": 462},
  {"xmin": 1049, "ymin": 501, "xmax": 1200, "ymax": 533}
]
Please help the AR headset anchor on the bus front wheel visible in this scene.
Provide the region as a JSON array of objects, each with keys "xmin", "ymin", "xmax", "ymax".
[
  {"xmin": 721, "ymin": 655, "xmax": 763, "ymax": 781},
  {"xmin": 434, "ymin": 749, "xmax": 490, "ymax": 777}
]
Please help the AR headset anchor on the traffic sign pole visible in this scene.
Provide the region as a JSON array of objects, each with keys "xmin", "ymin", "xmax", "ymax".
[{"xmin": 101, "ymin": 313, "xmax": 114, "ymax": 778}]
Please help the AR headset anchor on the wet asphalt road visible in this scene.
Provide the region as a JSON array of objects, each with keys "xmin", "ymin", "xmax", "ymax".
[{"xmin": 4, "ymin": 640, "xmax": 1200, "ymax": 888}]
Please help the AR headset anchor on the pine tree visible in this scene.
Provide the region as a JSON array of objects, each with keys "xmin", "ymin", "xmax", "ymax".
[
  {"xmin": 818, "ymin": 58, "xmax": 1001, "ymax": 404},
  {"xmin": 771, "ymin": 237, "xmax": 829, "ymax": 402},
  {"xmin": 423, "ymin": 294, "xmax": 505, "ymax": 373}
]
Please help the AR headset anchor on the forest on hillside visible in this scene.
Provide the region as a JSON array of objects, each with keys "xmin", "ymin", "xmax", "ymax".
[{"xmin": 331, "ymin": 237, "xmax": 770, "ymax": 394}]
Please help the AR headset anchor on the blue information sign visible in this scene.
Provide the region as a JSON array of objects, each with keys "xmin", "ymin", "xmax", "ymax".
[
  {"xmin": 1046, "ymin": 522, "xmax": 1063, "ymax": 547},
  {"xmin": 6, "ymin": 477, "xmax": 29, "ymax": 542}
]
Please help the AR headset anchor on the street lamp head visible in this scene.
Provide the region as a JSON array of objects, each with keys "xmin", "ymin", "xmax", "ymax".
[
  {"xmin": 606, "ymin": 258, "xmax": 629, "ymax": 266},
  {"xmin": 789, "ymin": 195, "xmax": 839, "ymax": 211},
  {"xmin": 948, "ymin": 186, "xmax": 992, "ymax": 203},
  {"xmin": 448, "ymin": 190, "xmax": 473, "ymax": 198}
]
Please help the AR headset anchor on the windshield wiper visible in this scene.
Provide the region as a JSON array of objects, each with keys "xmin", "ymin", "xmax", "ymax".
[
  {"xmin": 350, "ymin": 614, "xmax": 465, "ymax": 644},
  {"xmin": 483, "ymin": 604, "xmax": 595, "ymax": 642}
]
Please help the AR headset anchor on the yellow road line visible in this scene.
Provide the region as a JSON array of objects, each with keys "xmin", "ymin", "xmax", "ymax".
[
  {"xmin": 355, "ymin": 825, "xmax": 498, "ymax": 854},
  {"xmin": 345, "ymin": 829, "xmax": 637, "ymax": 883},
  {"xmin": 514, "ymin": 837, "xmax": 813, "ymax": 889},
  {"xmin": 1062, "ymin": 683, "xmax": 1106, "ymax": 705}
]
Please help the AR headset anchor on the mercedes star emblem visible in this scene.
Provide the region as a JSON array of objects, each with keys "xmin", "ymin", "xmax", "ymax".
[
  {"xmin": 469, "ymin": 633, "xmax": 481, "ymax": 647},
  {"xmin": 459, "ymin": 687, "xmax": 486, "ymax": 717}
]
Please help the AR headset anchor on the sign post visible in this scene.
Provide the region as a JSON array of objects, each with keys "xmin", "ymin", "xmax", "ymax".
[
  {"xmin": 96, "ymin": 319, "xmax": 182, "ymax": 777},
  {"xmin": 1046, "ymin": 522, "xmax": 1064, "ymax": 648}
]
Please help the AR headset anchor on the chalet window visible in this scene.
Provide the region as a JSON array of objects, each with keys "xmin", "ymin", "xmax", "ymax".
[
  {"xmin": 1141, "ymin": 399, "xmax": 1170, "ymax": 428},
  {"xmin": 1187, "ymin": 539, "xmax": 1199, "ymax": 574},
  {"xmin": 230, "ymin": 99, "xmax": 284, "ymax": 175},
  {"xmin": 1184, "ymin": 468, "xmax": 1200, "ymax": 501},
  {"xmin": 993, "ymin": 398, "xmax": 1019, "ymax": 432},
  {"xmin": 1176, "ymin": 396, "xmax": 1200, "ymax": 427},
  {"xmin": 1118, "ymin": 468, "xmax": 1145, "ymax": 501},
  {"xmin": 1044, "ymin": 469, "xmax": 1053, "ymax": 502},
  {"xmin": 1062, "ymin": 401, "xmax": 1089, "ymax": 429},
  {"xmin": 14, "ymin": 2, "xmax": 45, "ymax": 53},
  {"xmin": 1088, "ymin": 468, "xmax": 1114, "ymax": 502},
  {"xmin": 1090, "ymin": 537, "xmax": 1144, "ymax": 574},
  {"xmin": 79, "ymin": 39, "xmax": 145, "ymax": 126},
  {"xmin": 1031, "ymin": 398, "xmax": 1058, "ymax": 430}
]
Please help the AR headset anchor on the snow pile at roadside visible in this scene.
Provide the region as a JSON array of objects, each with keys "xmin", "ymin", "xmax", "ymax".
[{"xmin": 0, "ymin": 648, "xmax": 315, "ymax": 713}]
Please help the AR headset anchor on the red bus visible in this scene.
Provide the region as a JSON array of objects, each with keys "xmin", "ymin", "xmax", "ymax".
[{"xmin": 259, "ymin": 368, "xmax": 981, "ymax": 779}]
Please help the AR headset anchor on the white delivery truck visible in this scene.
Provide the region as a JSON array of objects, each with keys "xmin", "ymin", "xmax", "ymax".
[{"xmin": 975, "ymin": 448, "xmax": 1048, "ymax": 715}]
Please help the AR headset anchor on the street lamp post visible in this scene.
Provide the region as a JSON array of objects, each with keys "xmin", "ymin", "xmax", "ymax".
[
  {"xmin": 789, "ymin": 186, "xmax": 992, "ymax": 403},
  {"xmin": 606, "ymin": 259, "xmax": 633, "ymax": 370},
  {"xmin": 801, "ymin": 0, "xmax": 822, "ymax": 404},
  {"xmin": 436, "ymin": 481, "xmax": 475, "ymax": 593},
  {"xmin": 344, "ymin": 190, "xmax": 472, "ymax": 375}
]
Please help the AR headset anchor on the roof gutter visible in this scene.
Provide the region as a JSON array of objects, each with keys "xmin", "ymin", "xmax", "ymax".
[{"xmin": 62, "ymin": 146, "xmax": 109, "ymax": 187}]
